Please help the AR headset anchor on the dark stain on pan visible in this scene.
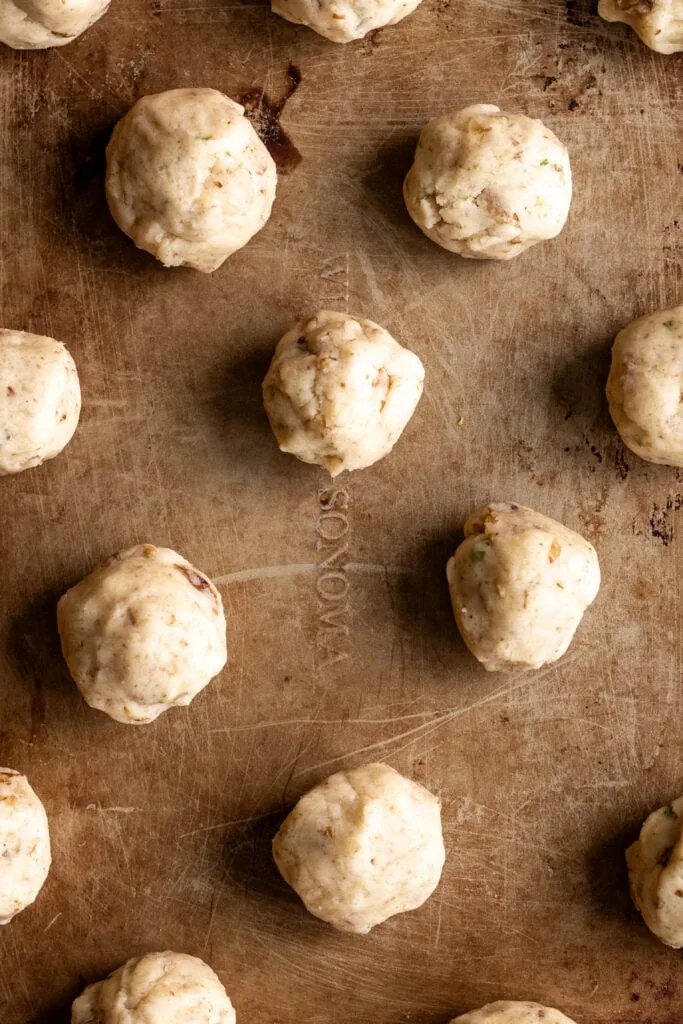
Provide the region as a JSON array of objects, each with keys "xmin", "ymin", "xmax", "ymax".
[
  {"xmin": 565, "ymin": 0, "xmax": 591, "ymax": 25},
  {"xmin": 238, "ymin": 63, "xmax": 303, "ymax": 175},
  {"xmin": 614, "ymin": 444, "xmax": 630, "ymax": 481},
  {"xmin": 650, "ymin": 494, "xmax": 682, "ymax": 546}
]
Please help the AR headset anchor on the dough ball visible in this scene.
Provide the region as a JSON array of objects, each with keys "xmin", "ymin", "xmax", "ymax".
[
  {"xmin": 262, "ymin": 310, "xmax": 425, "ymax": 476},
  {"xmin": 446, "ymin": 503, "xmax": 600, "ymax": 672},
  {"xmin": 106, "ymin": 89, "xmax": 277, "ymax": 273},
  {"xmin": 272, "ymin": 0, "xmax": 422, "ymax": 42},
  {"xmin": 0, "ymin": 769, "xmax": 51, "ymax": 925},
  {"xmin": 626, "ymin": 796, "xmax": 683, "ymax": 947},
  {"xmin": 606, "ymin": 303, "xmax": 683, "ymax": 466},
  {"xmin": 71, "ymin": 951, "xmax": 236, "ymax": 1024},
  {"xmin": 0, "ymin": 329, "xmax": 81, "ymax": 475},
  {"xmin": 272, "ymin": 762, "xmax": 445, "ymax": 933},
  {"xmin": 450, "ymin": 1001, "xmax": 578, "ymax": 1024},
  {"xmin": 0, "ymin": 0, "xmax": 108, "ymax": 48},
  {"xmin": 404, "ymin": 104, "xmax": 572, "ymax": 260},
  {"xmin": 598, "ymin": 0, "xmax": 682, "ymax": 52},
  {"xmin": 57, "ymin": 544, "xmax": 227, "ymax": 725}
]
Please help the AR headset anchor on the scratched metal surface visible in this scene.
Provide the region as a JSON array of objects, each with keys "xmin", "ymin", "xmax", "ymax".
[{"xmin": 0, "ymin": 0, "xmax": 682, "ymax": 1021}]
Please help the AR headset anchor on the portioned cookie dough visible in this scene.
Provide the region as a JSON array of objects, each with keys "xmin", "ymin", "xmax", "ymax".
[
  {"xmin": 272, "ymin": 762, "xmax": 445, "ymax": 933},
  {"xmin": 606, "ymin": 303, "xmax": 683, "ymax": 466},
  {"xmin": 262, "ymin": 310, "xmax": 425, "ymax": 476},
  {"xmin": 599, "ymin": 0, "xmax": 682, "ymax": 52},
  {"xmin": 446, "ymin": 503, "xmax": 600, "ymax": 672},
  {"xmin": 0, "ymin": 769, "xmax": 51, "ymax": 925},
  {"xmin": 450, "ymin": 1001, "xmax": 578, "ymax": 1024},
  {"xmin": 58, "ymin": 544, "xmax": 227, "ymax": 724},
  {"xmin": 404, "ymin": 104, "xmax": 572, "ymax": 260},
  {"xmin": 626, "ymin": 796, "xmax": 683, "ymax": 947},
  {"xmin": 71, "ymin": 951, "xmax": 236, "ymax": 1024},
  {"xmin": 106, "ymin": 89, "xmax": 277, "ymax": 272},
  {"xmin": 272, "ymin": 0, "xmax": 422, "ymax": 42},
  {"xmin": 0, "ymin": 0, "xmax": 109, "ymax": 48},
  {"xmin": 0, "ymin": 329, "xmax": 81, "ymax": 475}
]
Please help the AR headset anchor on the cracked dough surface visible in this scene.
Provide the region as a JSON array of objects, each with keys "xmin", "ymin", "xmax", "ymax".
[
  {"xmin": 598, "ymin": 0, "xmax": 683, "ymax": 51},
  {"xmin": 71, "ymin": 951, "xmax": 236, "ymax": 1024},
  {"xmin": 106, "ymin": 88, "xmax": 277, "ymax": 272},
  {"xmin": 606, "ymin": 303, "xmax": 683, "ymax": 466},
  {"xmin": 272, "ymin": 762, "xmax": 445, "ymax": 933},
  {"xmin": 626, "ymin": 796, "xmax": 683, "ymax": 947},
  {"xmin": 262, "ymin": 310, "xmax": 424, "ymax": 476},
  {"xmin": 0, "ymin": 0, "xmax": 109, "ymax": 48},
  {"xmin": 0, "ymin": 329, "xmax": 81, "ymax": 475},
  {"xmin": 450, "ymin": 1002, "xmax": 578, "ymax": 1024},
  {"xmin": 271, "ymin": 0, "xmax": 422, "ymax": 41},
  {"xmin": 0, "ymin": 769, "xmax": 51, "ymax": 925},
  {"xmin": 446, "ymin": 503, "xmax": 600, "ymax": 672},
  {"xmin": 403, "ymin": 104, "xmax": 572, "ymax": 260},
  {"xmin": 57, "ymin": 544, "xmax": 227, "ymax": 725}
]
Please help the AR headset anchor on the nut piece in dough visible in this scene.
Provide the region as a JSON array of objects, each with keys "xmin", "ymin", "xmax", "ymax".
[
  {"xmin": 272, "ymin": 762, "xmax": 445, "ymax": 933},
  {"xmin": 71, "ymin": 950, "xmax": 236, "ymax": 1024},
  {"xmin": 106, "ymin": 89, "xmax": 277, "ymax": 273},
  {"xmin": 598, "ymin": 0, "xmax": 682, "ymax": 52},
  {"xmin": 0, "ymin": 329, "xmax": 81, "ymax": 475},
  {"xmin": 262, "ymin": 310, "xmax": 425, "ymax": 476},
  {"xmin": 606, "ymin": 303, "xmax": 683, "ymax": 466},
  {"xmin": 0, "ymin": 769, "xmax": 51, "ymax": 925},
  {"xmin": 446, "ymin": 503, "xmax": 600, "ymax": 672},
  {"xmin": 0, "ymin": 0, "xmax": 109, "ymax": 48},
  {"xmin": 404, "ymin": 104, "xmax": 572, "ymax": 260},
  {"xmin": 626, "ymin": 796, "xmax": 683, "ymax": 947},
  {"xmin": 450, "ymin": 1001, "xmax": 578, "ymax": 1024},
  {"xmin": 58, "ymin": 544, "xmax": 227, "ymax": 725},
  {"xmin": 272, "ymin": 0, "xmax": 422, "ymax": 42}
]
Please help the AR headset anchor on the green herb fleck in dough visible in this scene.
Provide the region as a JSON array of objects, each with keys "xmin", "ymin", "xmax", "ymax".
[
  {"xmin": 663, "ymin": 804, "xmax": 677, "ymax": 819},
  {"xmin": 471, "ymin": 548, "xmax": 486, "ymax": 562},
  {"xmin": 197, "ymin": 135, "xmax": 213, "ymax": 141},
  {"xmin": 540, "ymin": 158, "xmax": 549, "ymax": 166}
]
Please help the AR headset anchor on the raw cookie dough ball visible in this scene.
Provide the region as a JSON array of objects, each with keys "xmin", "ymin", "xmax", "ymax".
[
  {"xmin": 106, "ymin": 89, "xmax": 277, "ymax": 273},
  {"xmin": 262, "ymin": 310, "xmax": 425, "ymax": 476},
  {"xmin": 0, "ymin": 0, "xmax": 109, "ymax": 48},
  {"xmin": 598, "ymin": 0, "xmax": 682, "ymax": 52},
  {"xmin": 450, "ymin": 1001, "xmax": 578, "ymax": 1024},
  {"xmin": 0, "ymin": 769, "xmax": 51, "ymax": 924},
  {"xmin": 272, "ymin": 762, "xmax": 445, "ymax": 933},
  {"xmin": 57, "ymin": 544, "xmax": 227, "ymax": 725},
  {"xmin": 0, "ymin": 329, "xmax": 81, "ymax": 475},
  {"xmin": 626, "ymin": 796, "xmax": 683, "ymax": 947},
  {"xmin": 71, "ymin": 951, "xmax": 236, "ymax": 1024},
  {"xmin": 606, "ymin": 303, "xmax": 683, "ymax": 466},
  {"xmin": 446, "ymin": 503, "xmax": 600, "ymax": 672},
  {"xmin": 404, "ymin": 104, "xmax": 572, "ymax": 260},
  {"xmin": 271, "ymin": 0, "xmax": 422, "ymax": 42}
]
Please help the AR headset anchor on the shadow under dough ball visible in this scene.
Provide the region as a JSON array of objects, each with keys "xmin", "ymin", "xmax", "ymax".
[
  {"xmin": 598, "ymin": 0, "xmax": 683, "ymax": 53},
  {"xmin": 626, "ymin": 796, "xmax": 683, "ymax": 947},
  {"xmin": 404, "ymin": 104, "xmax": 572, "ymax": 260},
  {"xmin": 450, "ymin": 1002, "xmax": 579, "ymax": 1024},
  {"xmin": 0, "ymin": 769, "xmax": 51, "ymax": 925},
  {"xmin": 272, "ymin": 762, "xmax": 445, "ymax": 933},
  {"xmin": 271, "ymin": 0, "xmax": 423, "ymax": 42},
  {"xmin": 105, "ymin": 88, "xmax": 277, "ymax": 272},
  {"xmin": 262, "ymin": 309, "xmax": 425, "ymax": 476},
  {"xmin": 446, "ymin": 503, "xmax": 600, "ymax": 672},
  {"xmin": 0, "ymin": 0, "xmax": 109, "ymax": 48},
  {"xmin": 71, "ymin": 951, "xmax": 236, "ymax": 1024},
  {"xmin": 57, "ymin": 544, "xmax": 227, "ymax": 724}
]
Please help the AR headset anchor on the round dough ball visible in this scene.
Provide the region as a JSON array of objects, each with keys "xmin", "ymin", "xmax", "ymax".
[
  {"xmin": 0, "ymin": 0, "xmax": 109, "ymax": 48},
  {"xmin": 598, "ymin": 0, "xmax": 682, "ymax": 52},
  {"xmin": 272, "ymin": 762, "xmax": 445, "ymax": 933},
  {"xmin": 106, "ymin": 89, "xmax": 277, "ymax": 273},
  {"xmin": 262, "ymin": 310, "xmax": 425, "ymax": 476},
  {"xmin": 271, "ymin": 0, "xmax": 422, "ymax": 42},
  {"xmin": 71, "ymin": 951, "xmax": 236, "ymax": 1024},
  {"xmin": 404, "ymin": 104, "xmax": 572, "ymax": 260},
  {"xmin": 0, "ymin": 329, "xmax": 81, "ymax": 475},
  {"xmin": 57, "ymin": 544, "xmax": 227, "ymax": 725},
  {"xmin": 606, "ymin": 303, "xmax": 683, "ymax": 466},
  {"xmin": 626, "ymin": 796, "xmax": 683, "ymax": 947},
  {"xmin": 450, "ymin": 1002, "xmax": 578, "ymax": 1024},
  {"xmin": 446, "ymin": 503, "xmax": 600, "ymax": 672},
  {"xmin": 0, "ymin": 769, "xmax": 51, "ymax": 925}
]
